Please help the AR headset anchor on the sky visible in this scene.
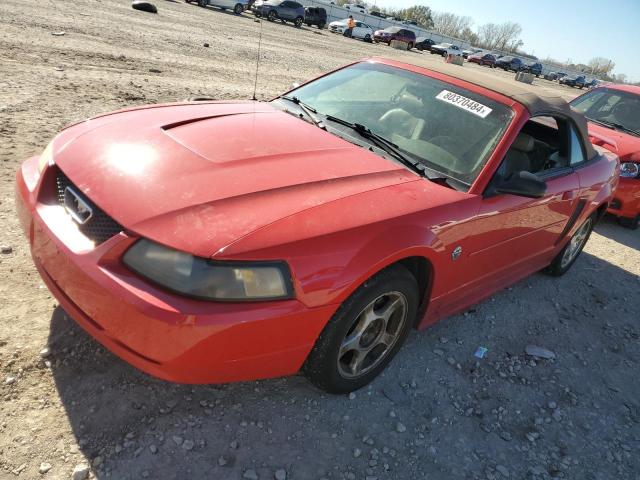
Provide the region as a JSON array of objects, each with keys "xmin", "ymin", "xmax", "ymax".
[{"xmin": 372, "ymin": 0, "xmax": 640, "ymax": 81}]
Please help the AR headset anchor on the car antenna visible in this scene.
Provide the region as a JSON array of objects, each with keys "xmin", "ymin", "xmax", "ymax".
[{"xmin": 252, "ymin": 18, "xmax": 263, "ymax": 101}]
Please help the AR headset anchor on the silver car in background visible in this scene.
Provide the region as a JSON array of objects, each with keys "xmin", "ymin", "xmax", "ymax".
[{"xmin": 189, "ymin": 0, "xmax": 249, "ymax": 14}]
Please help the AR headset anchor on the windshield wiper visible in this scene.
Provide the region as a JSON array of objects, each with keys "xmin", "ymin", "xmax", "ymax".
[
  {"xmin": 279, "ymin": 95, "xmax": 325, "ymax": 129},
  {"xmin": 589, "ymin": 118, "xmax": 640, "ymax": 136},
  {"xmin": 324, "ymin": 115, "xmax": 429, "ymax": 177}
]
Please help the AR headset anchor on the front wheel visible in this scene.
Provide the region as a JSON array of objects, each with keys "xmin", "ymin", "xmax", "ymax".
[
  {"xmin": 197, "ymin": 0, "xmax": 206, "ymax": 6},
  {"xmin": 545, "ymin": 216, "xmax": 594, "ymax": 276},
  {"xmin": 303, "ymin": 265, "xmax": 418, "ymax": 394},
  {"xmin": 267, "ymin": 10, "xmax": 277, "ymax": 21},
  {"xmin": 407, "ymin": 42, "xmax": 414, "ymax": 50},
  {"xmin": 364, "ymin": 34, "xmax": 372, "ymax": 43},
  {"xmin": 294, "ymin": 16, "xmax": 303, "ymax": 28},
  {"xmin": 317, "ymin": 22, "xmax": 325, "ymax": 29},
  {"xmin": 233, "ymin": 3, "xmax": 243, "ymax": 14}
]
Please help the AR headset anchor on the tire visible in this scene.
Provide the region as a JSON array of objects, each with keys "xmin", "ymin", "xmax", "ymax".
[
  {"xmin": 303, "ymin": 265, "xmax": 419, "ymax": 394},
  {"xmin": 618, "ymin": 215, "xmax": 640, "ymax": 230},
  {"xmin": 407, "ymin": 42, "xmax": 414, "ymax": 50},
  {"xmin": 267, "ymin": 9, "xmax": 277, "ymax": 21},
  {"xmin": 318, "ymin": 22, "xmax": 325, "ymax": 29},
  {"xmin": 197, "ymin": 0, "xmax": 206, "ymax": 7},
  {"xmin": 545, "ymin": 215, "xmax": 594, "ymax": 276},
  {"xmin": 233, "ymin": 3, "xmax": 243, "ymax": 14},
  {"xmin": 294, "ymin": 16, "xmax": 303, "ymax": 28},
  {"xmin": 364, "ymin": 34, "xmax": 371, "ymax": 43},
  {"xmin": 305, "ymin": 22, "xmax": 311, "ymax": 27}
]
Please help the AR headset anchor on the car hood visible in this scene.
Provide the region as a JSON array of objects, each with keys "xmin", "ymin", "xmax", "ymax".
[
  {"xmin": 53, "ymin": 102, "xmax": 418, "ymax": 257},
  {"xmin": 586, "ymin": 121, "xmax": 640, "ymax": 160}
]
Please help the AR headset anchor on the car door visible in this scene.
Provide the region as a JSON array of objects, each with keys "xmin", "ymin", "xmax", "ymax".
[
  {"xmin": 448, "ymin": 115, "xmax": 582, "ymax": 300},
  {"xmin": 279, "ymin": 1, "xmax": 292, "ymax": 19},
  {"xmin": 353, "ymin": 22, "xmax": 364, "ymax": 38}
]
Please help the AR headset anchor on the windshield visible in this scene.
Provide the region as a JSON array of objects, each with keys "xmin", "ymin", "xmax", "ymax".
[
  {"xmin": 281, "ymin": 62, "xmax": 514, "ymax": 186},
  {"xmin": 571, "ymin": 88, "xmax": 640, "ymax": 135}
]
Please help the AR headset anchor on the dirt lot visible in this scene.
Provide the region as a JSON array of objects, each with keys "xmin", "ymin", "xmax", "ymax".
[{"xmin": 1, "ymin": 1, "xmax": 639, "ymax": 479}]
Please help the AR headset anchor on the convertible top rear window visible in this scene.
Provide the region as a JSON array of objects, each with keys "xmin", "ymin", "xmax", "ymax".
[{"xmin": 287, "ymin": 62, "xmax": 514, "ymax": 186}]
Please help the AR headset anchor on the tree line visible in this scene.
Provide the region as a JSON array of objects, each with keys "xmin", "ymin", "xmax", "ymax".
[{"xmin": 332, "ymin": 1, "xmax": 627, "ymax": 82}]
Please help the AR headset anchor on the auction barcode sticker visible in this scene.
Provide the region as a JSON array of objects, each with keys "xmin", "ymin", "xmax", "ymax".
[{"xmin": 435, "ymin": 90, "xmax": 493, "ymax": 118}]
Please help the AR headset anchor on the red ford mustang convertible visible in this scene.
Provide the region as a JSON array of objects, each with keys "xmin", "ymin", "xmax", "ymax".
[{"xmin": 15, "ymin": 58, "xmax": 618, "ymax": 393}]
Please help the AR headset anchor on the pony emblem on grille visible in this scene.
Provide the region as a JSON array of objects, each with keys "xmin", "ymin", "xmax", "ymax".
[{"xmin": 64, "ymin": 186, "xmax": 93, "ymax": 225}]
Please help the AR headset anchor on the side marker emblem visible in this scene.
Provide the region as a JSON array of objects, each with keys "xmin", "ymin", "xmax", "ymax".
[{"xmin": 452, "ymin": 246, "xmax": 462, "ymax": 261}]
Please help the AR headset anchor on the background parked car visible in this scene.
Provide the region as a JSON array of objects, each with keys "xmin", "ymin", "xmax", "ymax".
[
  {"xmin": 467, "ymin": 52, "xmax": 496, "ymax": 67},
  {"xmin": 523, "ymin": 61, "xmax": 543, "ymax": 77},
  {"xmin": 462, "ymin": 47, "xmax": 482, "ymax": 59},
  {"xmin": 191, "ymin": 0, "xmax": 248, "ymax": 14},
  {"xmin": 254, "ymin": 0, "xmax": 305, "ymax": 27},
  {"xmin": 430, "ymin": 42, "xmax": 462, "ymax": 56},
  {"xmin": 304, "ymin": 6, "xmax": 326, "ymax": 29},
  {"xmin": 373, "ymin": 26, "xmax": 416, "ymax": 49},
  {"xmin": 559, "ymin": 74, "xmax": 586, "ymax": 88},
  {"xmin": 496, "ymin": 56, "xmax": 524, "ymax": 72},
  {"xmin": 584, "ymin": 78, "xmax": 599, "ymax": 89},
  {"xmin": 369, "ymin": 11, "xmax": 386, "ymax": 18},
  {"xmin": 571, "ymin": 85, "xmax": 640, "ymax": 229},
  {"xmin": 329, "ymin": 19, "xmax": 373, "ymax": 42},
  {"xmin": 415, "ymin": 37, "xmax": 435, "ymax": 51}
]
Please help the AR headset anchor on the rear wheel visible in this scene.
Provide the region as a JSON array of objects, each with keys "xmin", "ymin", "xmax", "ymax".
[
  {"xmin": 318, "ymin": 21, "xmax": 325, "ymax": 29},
  {"xmin": 364, "ymin": 34, "xmax": 371, "ymax": 42},
  {"xmin": 233, "ymin": 3, "xmax": 243, "ymax": 14},
  {"xmin": 267, "ymin": 9, "xmax": 277, "ymax": 21},
  {"xmin": 407, "ymin": 42, "xmax": 414, "ymax": 50},
  {"xmin": 303, "ymin": 265, "xmax": 418, "ymax": 393},
  {"xmin": 197, "ymin": 0, "xmax": 206, "ymax": 7},
  {"xmin": 545, "ymin": 216, "xmax": 594, "ymax": 276},
  {"xmin": 294, "ymin": 16, "xmax": 303, "ymax": 28}
]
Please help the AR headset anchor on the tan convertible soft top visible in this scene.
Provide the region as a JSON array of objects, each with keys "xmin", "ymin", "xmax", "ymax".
[{"xmin": 382, "ymin": 58, "xmax": 598, "ymax": 159}]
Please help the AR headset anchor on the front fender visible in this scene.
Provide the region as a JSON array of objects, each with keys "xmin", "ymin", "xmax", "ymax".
[{"xmin": 326, "ymin": 224, "xmax": 442, "ymax": 307}]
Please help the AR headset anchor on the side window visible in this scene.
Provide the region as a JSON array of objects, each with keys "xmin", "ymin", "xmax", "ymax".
[
  {"xmin": 569, "ymin": 125, "xmax": 586, "ymax": 166},
  {"xmin": 497, "ymin": 116, "xmax": 570, "ymax": 179}
]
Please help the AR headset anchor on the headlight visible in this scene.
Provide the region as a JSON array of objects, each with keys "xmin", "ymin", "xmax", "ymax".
[
  {"xmin": 620, "ymin": 162, "xmax": 639, "ymax": 178},
  {"xmin": 38, "ymin": 138, "xmax": 55, "ymax": 174},
  {"xmin": 123, "ymin": 239, "xmax": 293, "ymax": 301}
]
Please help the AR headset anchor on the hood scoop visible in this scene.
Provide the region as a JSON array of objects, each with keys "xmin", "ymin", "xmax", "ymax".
[{"xmin": 162, "ymin": 112, "xmax": 263, "ymax": 131}]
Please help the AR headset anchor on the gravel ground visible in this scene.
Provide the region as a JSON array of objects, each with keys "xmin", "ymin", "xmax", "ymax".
[{"xmin": 1, "ymin": 1, "xmax": 639, "ymax": 479}]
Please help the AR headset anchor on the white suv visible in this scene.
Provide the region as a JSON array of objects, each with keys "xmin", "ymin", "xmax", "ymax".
[
  {"xmin": 190, "ymin": 0, "xmax": 248, "ymax": 14},
  {"xmin": 329, "ymin": 19, "xmax": 374, "ymax": 42}
]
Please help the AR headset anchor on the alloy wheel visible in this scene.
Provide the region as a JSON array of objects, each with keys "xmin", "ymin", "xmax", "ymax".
[
  {"xmin": 337, "ymin": 291, "xmax": 408, "ymax": 379},
  {"xmin": 560, "ymin": 218, "xmax": 592, "ymax": 268}
]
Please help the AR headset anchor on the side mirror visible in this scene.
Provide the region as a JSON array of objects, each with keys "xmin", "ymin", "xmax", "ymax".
[{"xmin": 494, "ymin": 171, "xmax": 547, "ymax": 198}]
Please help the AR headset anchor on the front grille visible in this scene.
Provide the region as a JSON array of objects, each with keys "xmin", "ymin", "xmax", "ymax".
[{"xmin": 56, "ymin": 171, "xmax": 124, "ymax": 245}]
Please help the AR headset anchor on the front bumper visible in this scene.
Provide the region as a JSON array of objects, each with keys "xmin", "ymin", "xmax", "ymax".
[
  {"xmin": 607, "ymin": 176, "xmax": 640, "ymax": 219},
  {"xmin": 15, "ymin": 158, "xmax": 336, "ymax": 384}
]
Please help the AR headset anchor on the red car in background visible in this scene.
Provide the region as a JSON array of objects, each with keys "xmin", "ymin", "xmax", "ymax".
[
  {"xmin": 16, "ymin": 58, "xmax": 618, "ymax": 393},
  {"xmin": 373, "ymin": 26, "xmax": 416, "ymax": 49},
  {"xmin": 467, "ymin": 52, "xmax": 496, "ymax": 68},
  {"xmin": 571, "ymin": 84, "xmax": 640, "ymax": 228}
]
